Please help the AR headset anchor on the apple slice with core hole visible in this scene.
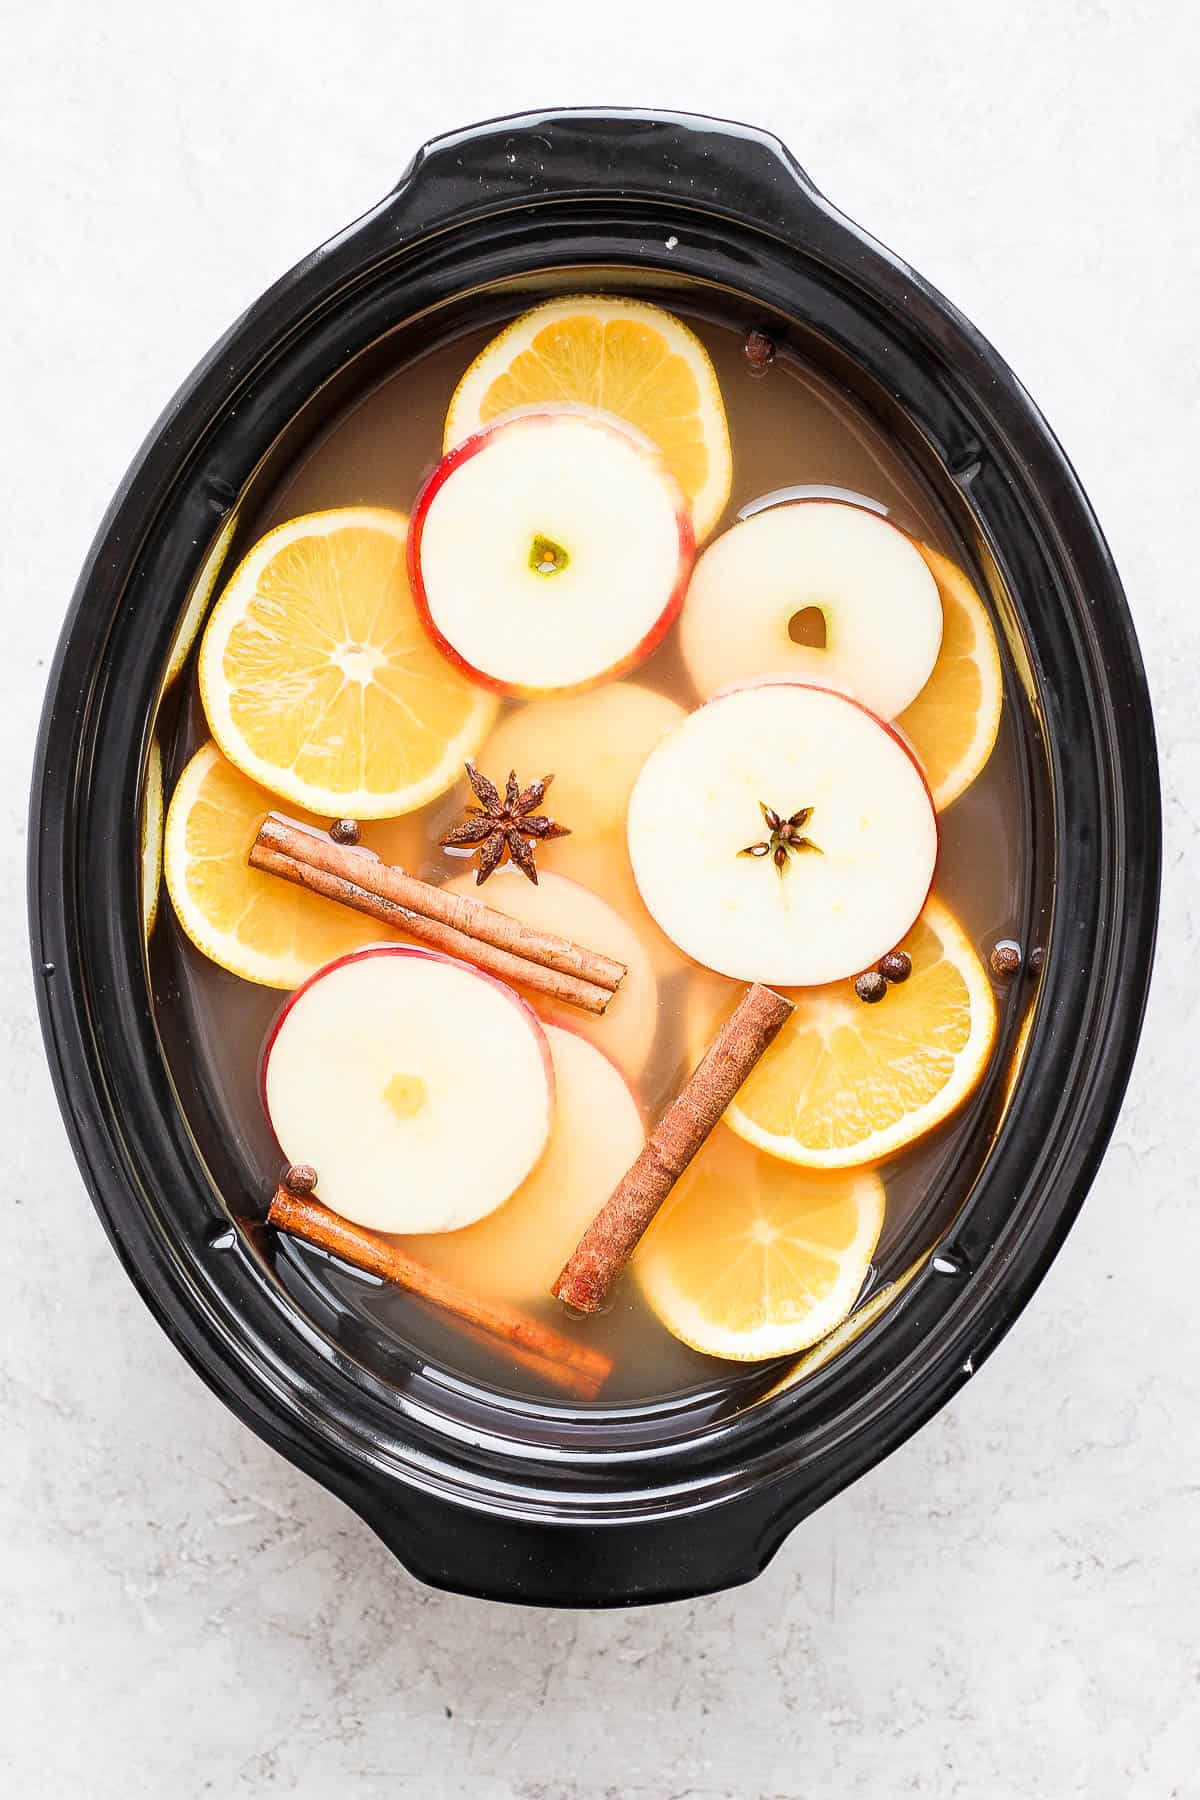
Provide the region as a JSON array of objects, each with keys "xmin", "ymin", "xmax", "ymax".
[
  {"xmin": 263, "ymin": 945, "xmax": 553, "ymax": 1234},
  {"xmin": 679, "ymin": 500, "xmax": 942, "ymax": 718},
  {"xmin": 439, "ymin": 866, "xmax": 659, "ymax": 1078},
  {"xmin": 400, "ymin": 1025, "xmax": 645, "ymax": 1307},
  {"xmin": 408, "ymin": 410, "xmax": 695, "ymax": 695},
  {"xmin": 627, "ymin": 682, "xmax": 937, "ymax": 986}
]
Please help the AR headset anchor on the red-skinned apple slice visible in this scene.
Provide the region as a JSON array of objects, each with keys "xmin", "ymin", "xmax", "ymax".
[
  {"xmin": 400, "ymin": 1025, "xmax": 645, "ymax": 1307},
  {"xmin": 408, "ymin": 410, "xmax": 695, "ymax": 696},
  {"xmin": 626, "ymin": 682, "xmax": 937, "ymax": 986},
  {"xmin": 439, "ymin": 866, "xmax": 658, "ymax": 1079},
  {"xmin": 679, "ymin": 500, "xmax": 943, "ymax": 718},
  {"xmin": 263, "ymin": 945, "xmax": 553, "ymax": 1234}
]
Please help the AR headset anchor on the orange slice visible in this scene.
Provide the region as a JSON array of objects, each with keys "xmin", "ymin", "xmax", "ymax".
[
  {"xmin": 1002, "ymin": 1000, "xmax": 1037, "ymax": 1109},
  {"xmin": 712, "ymin": 897, "xmax": 997, "ymax": 1169},
  {"xmin": 198, "ymin": 507, "xmax": 495, "ymax": 818},
  {"xmin": 757, "ymin": 1252, "xmax": 930, "ymax": 1399},
  {"xmin": 897, "ymin": 545, "xmax": 1004, "ymax": 810},
  {"xmin": 163, "ymin": 742, "xmax": 410, "ymax": 988},
  {"xmin": 141, "ymin": 737, "xmax": 164, "ymax": 939},
  {"xmin": 165, "ymin": 515, "xmax": 237, "ymax": 688},
  {"xmin": 636, "ymin": 1125, "xmax": 885, "ymax": 1360},
  {"xmin": 444, "ymin": 296, "xmax": 732, "ymax": 541}
]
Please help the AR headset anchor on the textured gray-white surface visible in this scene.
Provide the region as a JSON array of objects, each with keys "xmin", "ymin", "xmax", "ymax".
[{"xmin": 4, "ymin": 4, "xmax": 1197, "ymax": 1795}]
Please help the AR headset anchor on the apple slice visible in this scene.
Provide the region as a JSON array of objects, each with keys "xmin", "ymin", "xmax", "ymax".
[
  {"xmin": 400, "ymin": 1025, "xmax": 645, "ymax": 1306},
  {"xmin": 263, "ymin": 946, "xmax": 553, "ymax": 1234},
  {"xmin": 408, "ymin": 410, "xmax": 695, "ymax": 695},
  {"xmin": 679, "ymin": 500, "xmax": 943, "ymax": 718},
  {"xmin": 479, "ymin": 682, "xmax": 688, "ymax": 842},
  {"xmin": 627, "ymin": 682, "xmax": 937, "ymax": 986},
  {"xmin": 440, "ymin": 867, "xmax": 659, "ymax": 1078},
  {"xmin": 475, "ymin": 681, "xmax": 690, "ymax": 972}
]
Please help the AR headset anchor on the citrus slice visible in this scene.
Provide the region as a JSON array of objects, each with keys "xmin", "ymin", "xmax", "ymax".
[
  {"xmin": 636, "ymin": 1125, "xmax": 885, "ymax": 1360},
  {"xmin": 165, "ymin": 514, "xmax": 237, "ymax": 688},
  {"xmin": 141, "ymin": 737, "xmax": 164, "ymax": 939},
  {"xmin": 1002, "ymin": 1001, "xmax": 1036, "ymax": 1109},
  {"xmin": 714, "ymin": 897, "xmax": 997, "ymax": 1169},
  {"xmin": 757, "ymin": 1251, "xmax": 930, "ymax": 1400},
  {"xmin": 444, "ymin": 296, "xmax": 732, "ymax": 541},
  {"xmin": 198, "ymin": 507, "xmax": 496, "ymax": 818},
  {"xmin": 897, "ymin": 545, "xmax": 1004, "ymax": 811},
  {"xmin": 164, "ymin": 742, "xmax": 405, "ymax": 988}
]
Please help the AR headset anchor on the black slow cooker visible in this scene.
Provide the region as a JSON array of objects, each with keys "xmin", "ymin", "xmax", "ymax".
[{"xmin": 29, "ymin": 110, "xmax": 1159, "ymax": 1606}]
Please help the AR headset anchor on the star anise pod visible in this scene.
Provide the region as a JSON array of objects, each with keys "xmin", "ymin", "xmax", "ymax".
[
  {"xmin": 440, "ymin": 763, "xmax": 570, "ymax": 885},
  {"xmin": 739, "ymin": 801, "xmax": 822, "ymax": 875}
]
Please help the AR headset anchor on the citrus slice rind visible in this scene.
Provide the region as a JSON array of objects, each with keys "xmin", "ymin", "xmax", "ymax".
[
  {"xmin": 717, "ymin": 896, "xmax": 997, "ymax": 1169},
  {"xmin": 197, "ymin": 507, "xmax": 496, "ymax": 819},
  {"xmin": 444, "ymin": 295, "xmax": 732, "ymax": 542},
  {"xmin": 165, "ymin": 514, "xmax": 237, "ymax": 689},
  {"xmin": 636, "ymin": 1126, "xmax": 885, "ymax": 1361},
  {"xmin": 163, "ymin": 742, "xmax": 402, "ymax": 989},
  {"xmin": 141, "ymin": 737, "xmax": 164, "ymax": 940},
  {"xmin": 898, "ymin": 545, "xmax": 1004, "ymax": 811}
]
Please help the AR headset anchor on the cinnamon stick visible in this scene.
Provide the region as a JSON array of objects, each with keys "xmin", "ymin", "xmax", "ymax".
[
  {"xmin": 255, "ymin": 814, "xmax": 625, "ymax": 985},
  {"xmin": 552, "ymin": 983, "xmax": 795, "ymax": 1314},
  {"xmin": 269, "ymin": 1188, "xmax": 612, "ymax": 1399},
  {"xmin": 250, "ymin": 817, "xmax": 624, "ymax": 1017}
]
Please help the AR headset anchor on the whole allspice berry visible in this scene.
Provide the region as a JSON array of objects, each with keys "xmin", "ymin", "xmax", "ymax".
[
  {"xmin": 283, "ymin": 1163, "xmax": 319, "ymax": 1196},
  {"xmin": 990, "ymin": 940, "xmax": 1023, "ymax": 979},
  {"xmin": 877, "ymin": 950, "xmax": 913, "ymax": 984},
  {"xmin": 744, "ymin": 329, "xmax": 776, "ymax": 374},
  {"xmin": 854, "ymin": 971, "xmax": 888, "ymax": 1005},
  {"xmin": 329, "ymin": 817, "xmax": 361, "ymax": 846}
]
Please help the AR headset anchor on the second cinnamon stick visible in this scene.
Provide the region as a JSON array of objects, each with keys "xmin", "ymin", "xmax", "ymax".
[
  {"xmin": 269, "ymin": 1188, "xmax": 612, "ymax": 1398},
  {"xmin": 552, "ymin": 983, "xmax": 795, "ymax": 1314}
]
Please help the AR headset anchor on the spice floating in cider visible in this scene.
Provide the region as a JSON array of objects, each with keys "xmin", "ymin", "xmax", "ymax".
[{"xmin": 439, "ymin": 762, "xmax": 570, "ymax": 886}]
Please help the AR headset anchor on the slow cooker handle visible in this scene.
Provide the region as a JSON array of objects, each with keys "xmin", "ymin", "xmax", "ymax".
[
  {"xmin": 353, "ymin": 1476, "xmax": 804, "ymax": 1608},
  {"xmin": 382, "ymin": 107, "xmax": 837, "ymax": 244}
]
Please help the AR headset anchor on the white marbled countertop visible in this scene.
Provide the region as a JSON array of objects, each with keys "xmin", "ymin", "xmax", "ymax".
[{"xmin": 4, "ymin": 3, "xmax": 1197, "ymax": 1794}]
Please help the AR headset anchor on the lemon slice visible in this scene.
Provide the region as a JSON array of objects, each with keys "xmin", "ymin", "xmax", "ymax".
[
  {"xmin": 636, "ymin": 1125, "xmax": 885, "ymax": 1360},
  {"xmin": 445, "ymin": 296, "xmax": 732, "ymax": 541},
  {"xmin": 198, "ymin": 507, "xmax": 495, "ymax": 818},
  {"xmin": 898, "ymin": 545, "xmax": 1004, "ymax": 811},
  {"xmin": 164, "ymin": 742, "xmax": 402, "ymax": 988},
  {"xmin": 715, "ymin": 897, "xmax": 997, "ymax": 1169},
  {"xmin": 141, "ymin": 737, "xmax": 164, "ymax": 939}
]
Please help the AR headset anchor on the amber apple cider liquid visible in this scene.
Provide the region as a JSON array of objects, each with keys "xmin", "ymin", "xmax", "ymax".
[{"xmin": 154, "ymin": 296, "xmax": 1030, "ymax": 1408}]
